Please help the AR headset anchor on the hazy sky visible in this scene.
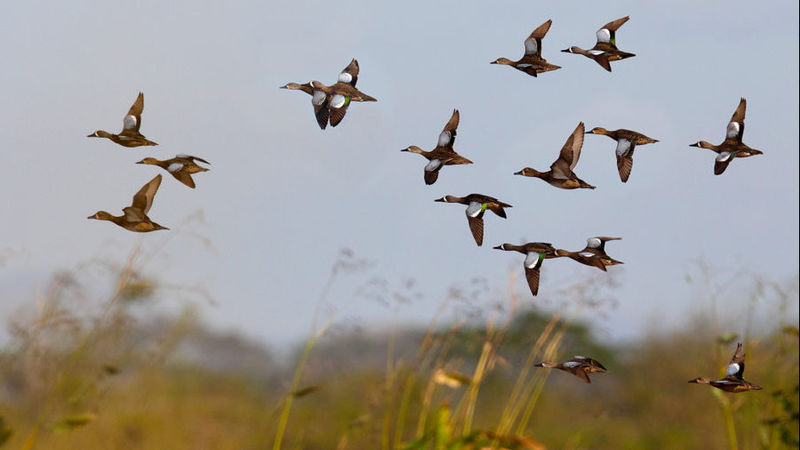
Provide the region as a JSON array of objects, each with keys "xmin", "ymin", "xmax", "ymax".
[{"xmin": 1, "ymin": 1, "xmax": 797, "ymax": 347}]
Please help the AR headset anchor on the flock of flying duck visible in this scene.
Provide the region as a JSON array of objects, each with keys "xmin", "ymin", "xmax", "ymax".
[{"xmin": 84, "ymin": 16, "xmax": 764, "ymax": 392}]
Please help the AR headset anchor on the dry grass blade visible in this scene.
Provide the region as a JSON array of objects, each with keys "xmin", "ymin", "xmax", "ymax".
[{"xmin": 49, "ymin": 413, "xmax": 96, "ymax": 432}]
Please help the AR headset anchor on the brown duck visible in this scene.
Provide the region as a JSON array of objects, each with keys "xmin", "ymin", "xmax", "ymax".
[
  {"xmin": 402, "ymin": 109, "xmax": 473, "ymax": 184},
  {"xmin": 535, "ymin": 356, "xmax": 608, "ymax": 383},
  {"xmin": 491, "ymin": 19, "xmax": 561, "ymax": 77},
  {"xmin": 560, "ymin": 16, "xmax": 635, "ymax": 72},
  {"xmin": 689, "ymin": 342, "xmax": 762, "ymax": 393},
  {"xmin": 137, "ymin": 154, "xmax": 210, "ymax": 189},
  {"xmin": 493, "ymin": 242, "xmax": 560, "ymax": 296},
  {"xmin": 88, "ymin": 92, "xmax": 158, "ymax": 147},
  {"xmin": 435, "ymin": 194, "xmax": 511, "ymax": 246},
  {"xmin": 579, "ymin": 236, "xmax": 623, "ymax": 266},
  {"xmin": 586, "ymin": 127, "xmax": 658, "ymax": 182},
  {"xmin": 690, "ymin": 98, "xmax": 763, "ymax": 175},
  {"xmin": 515, "ymin": 122, "xmax": 595, "ymax": 189},
  {"xmin": 88, "ymin": 174, "xmax": 168, "ymax": 232}
]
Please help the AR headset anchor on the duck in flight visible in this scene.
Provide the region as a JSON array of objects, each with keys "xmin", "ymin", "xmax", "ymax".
[
  {"xmin": 137, "ymin": 155, "xmax": 210, "ymax": 189},
  {"xmin": 585, "ymin": 127, "xmax": 658, "ymax": 182},
  {"xmin": 435, "ymin": 194, "xmax": 511, "ymax": 246},
  {"xmin": 493, "ymin": 242, "xmax": 561, "ymax": 296},
  {"xmin": 690, "ymin": 98, "xmax": 763, "ymax": 175},
  {"xmin": 689, "ymin": 342, "xmax": 762, "ymax": 392},
  {"xmin": 515, "ymin": 122, "xmax": 595, "ymax": 189},
  {"xmin": 491, "ymin": 19, "xmax": 561, "ymax": 77},
  {"xmin": 88, "ymin": 174, "xmax": 168, "ymax": 232},
  {"xmin": 401, "ymin": 109, "xmax": 472, "ymax": 184},
  {"xmin": 88, "ymin": 92, "xmax": 158, "ymax": 147},
  {"xmin": 535, "ymin": 356, "xmax": 608, "ymax": 383},
  {"xmin": 561, "ymin": 16, "xmax": 636, "ymax": 72}
]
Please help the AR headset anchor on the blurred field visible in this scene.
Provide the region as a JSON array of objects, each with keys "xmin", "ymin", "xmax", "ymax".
[{"xmin": 0, "ymin": 250, "xmax": 797, "ymax": 449}]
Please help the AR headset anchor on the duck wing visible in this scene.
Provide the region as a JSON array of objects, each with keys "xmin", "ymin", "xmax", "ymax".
[
  {"xmin": 523, "ymin": 251, "xmax": 545, "ymax": 296},
  {"xmin": 724, "ymin": 98, "xmax": 746, "ymax": 145},
  {"xmin": 329, "ymin": 94, "xmax": 350, "ymax": 127},
  {"xmin": 596, "ymin": 16, "xmax": 629, "ymax": 49},
  {"xmin": 726, "ymin": 342, "xmax": 746, "ymax": 379},
  {"xmin": 130, "ymin": 174, "xmax": 162, "ymax": 214},
  {"xmin": 120, "ymin": 92, "xmax": 144, "ymax": 136},
  {"xmin": 568, "ymin": 367, "xmax": 592, "ymax": 384},
  {"xmin": 714, "ymin": 151, "xmax": 734, "ymax": 175},
  {"xmin": 338, "ymin": 58, "xmax": 359, "ymax": 87},
  {"xmin": 178, "ymin": 154, "xmax": 210, "ymax": 165},
  {"xmin": 524, "ymin": 19, "xmax": 552, "ymax": 58},
  {"xmin": 171, "ymin": 170, "xmax": 197, "ymax": 189},
  {"xmin": 437, "ymin": 109, "xmax": 459, "ymax": 149},
  {"xmin": 311, "ymin": 90, "xmax": 330, "ymax": 130},
  {"xmin": 560, "ymin": 122, "xmax": 585, "ymax": 171},
  {"xmin": 465, "ymin": 211, "xmax": 484, "ymax": 246},
  {"xmin": 615, "ymin": 140, "xmax": 637, "ymax": 182}
]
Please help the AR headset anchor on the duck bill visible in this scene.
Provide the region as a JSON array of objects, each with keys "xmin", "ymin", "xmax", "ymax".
[{"xmin": 513, "ymin": 170, "xmax": 523, "ymax": 175}]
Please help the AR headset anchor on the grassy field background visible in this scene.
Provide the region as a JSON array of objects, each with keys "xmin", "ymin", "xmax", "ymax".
[{"xmin": 0, "ymin": 248, "xmax": 797, "ymax": 449}]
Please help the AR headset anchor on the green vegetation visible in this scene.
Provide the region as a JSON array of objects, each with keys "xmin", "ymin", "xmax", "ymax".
[{"xmin": 0, "ymin": 249, "xmax": 797, "ymax": 449}]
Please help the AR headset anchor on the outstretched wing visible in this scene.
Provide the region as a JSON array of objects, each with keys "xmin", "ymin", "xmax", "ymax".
[
  {"xmin": 726, "ymin": 342, "xmax": 746, "ymax": 379},
  {"xmin": 560, "ymin": 122, "xmax": 585, "ymax": 170},
  {"xmin": 120, "ymin": 92, "xmax": 144, "ymax": 136},
  {"xmin": 714, "ymin": 151, "xmax": 733, "ymax": 175},
  {"xmin": 524, "ymin": 19, "xmax": 552, "ymax": 58},
  {"xmin": 616, "ymin": 142, "xmax": 636, "ymax": 182},
  {"xmin": 328, "ymin": 94, "xmax": 350, "ymax": 127},
  {"xmin": 724, "ymin": 98, "xmax": 746, "ymax": 145},
  {"xmin": 130, "ymin": 174, "xmax": 162, "ymax": 214},
  {"xmin": 596, "ymin": 16, "xmax": 629, "ymax": 49},
  {"xmin": 437, "ymin": 109, "xmax": 459, "ymax": 149},
  {"xmin": 569, "ymin": 368, "xmax": 592, "ymax": 384},
  {"xmin": 338, "ymin": 58, "xmax": 359, "ymax": 87},
  {"xmin": 466, "ymin": 212, "xmax": 484, "ymax": 246}
]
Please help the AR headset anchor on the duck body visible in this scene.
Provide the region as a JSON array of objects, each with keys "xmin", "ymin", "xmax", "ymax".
[
  {"xmin": 88, "ymin": 174, "xmax": 168, "ymax": 232},
  {"xmin": 493, "ymin": 242, "xmax": 561, "ymax": 296},
  {"xmin": 88, "ymin": 92, "xmax": 158, "ymax": 147},
  {"xmin": 137, "ymin": 154, "xmax": 210, "ymax": 189},
  {"xmin": 515, "ymin": 122, "xmax": 595, "ymax": 190},
  {"xmin": 587, "ymin": 127, "xmax": 658, "ymax": 182},
  {"xmin": 556, "ymin": 250, "xmax": 608, "ymax": 271},
  {"xmin": 690, "ymin": 98, "xmax": 764, "ymax": 175},
  {"xmin": 436, "ymin": 194, "xmax": 511, "ymax": 246},
  {"xmin": 402, "ymin": 109, "xmax": 472, "ymax": 184},
  {"xmin": 492, "ymin": 20, "xmax": 561, "ymax": 77},
  {"xmin": 536, "ymin": 356, "xmax": 608, "ymax": 383},
  {"xmin": 689, "ymin": 342, "xmax": 762, "ymax": 393}
]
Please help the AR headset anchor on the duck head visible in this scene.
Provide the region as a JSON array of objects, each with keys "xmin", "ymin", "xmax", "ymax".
[
  {"xmin": 434, "ymin": 195, "xmax": 458, "ymax": 203},
  {"xmin": 586, "ymin": 127, "xmax": 609, "ymax": 135},
  {"xmin": 688, "ymin": 377, "xmax": 712, "ymax": 384},
  {"xmin": 689, "ymin": 141, "xmax": 714, "ymax": 149},
  {"xmin": 136, "ymin": 157, "xmax": 159, "ymax": 165},
  {"xmin": 514, "ymin": 167, "xmax": 543, "ymax": 178},
  {"xmin": 561, "ymin": 46, "xmax": 580, "ymax": 54},
  {"xmin": 490, "ymin": 57, "xmax": 514, "ymax": 65},
  {"xmin": 401, "ymin": 145, "xmax": 424, "ymax": 154},
  {"xmin": 492, "ymin": 244, "xmax": 511, "ymax": 250},
  {"xmin": 88, "ymin": 130, "xmax": 112, "ymax": 138},
  {"xmin": 88, "ymin": 211, "xmax": 114, "ymax": 221}
]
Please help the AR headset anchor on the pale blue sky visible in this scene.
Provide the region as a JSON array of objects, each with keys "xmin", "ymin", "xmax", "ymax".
[{"xmin": 0, "ymin": 1, "xmax": 797, "ymax": 346}]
